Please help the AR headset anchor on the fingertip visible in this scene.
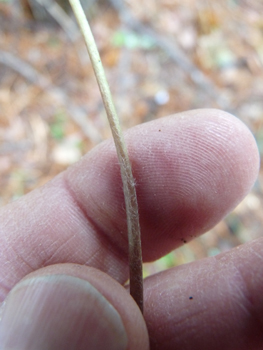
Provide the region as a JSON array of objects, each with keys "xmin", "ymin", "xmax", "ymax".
[
  {"xmin": 0, "ymin": 265, "xmax": 149, "ymax": 350},
  {"xmin": 143, "ymin": 237, "xmax": 263, "ymax": 350},
  {"xmin": 65, "ymin": 108, "xmax": 260, "ymax": 262}
]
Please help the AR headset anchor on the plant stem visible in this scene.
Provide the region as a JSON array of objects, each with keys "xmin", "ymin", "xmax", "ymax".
[{"xmin": 69, "ymin": 0, "xmax": 143, "ymax": 313}]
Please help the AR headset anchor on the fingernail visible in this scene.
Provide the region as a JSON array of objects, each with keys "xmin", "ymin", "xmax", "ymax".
[{"xmin": 0, "ymin": 275, "xmax": 127, "ymax": 350}]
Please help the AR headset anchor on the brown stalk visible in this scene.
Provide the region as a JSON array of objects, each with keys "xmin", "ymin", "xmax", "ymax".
[{"xmin": 69, "ymin": 0, "xmax": 143, "ymax": 313}]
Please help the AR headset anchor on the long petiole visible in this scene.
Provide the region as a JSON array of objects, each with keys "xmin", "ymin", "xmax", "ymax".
[{"xmin": 69, "ymin": 0, "xmax": 143, "ymax": 313}]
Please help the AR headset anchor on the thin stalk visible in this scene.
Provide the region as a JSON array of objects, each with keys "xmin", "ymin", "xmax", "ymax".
[{"xmin": 69, "ymin": 0, "xmax": 143, "ymax": 313}]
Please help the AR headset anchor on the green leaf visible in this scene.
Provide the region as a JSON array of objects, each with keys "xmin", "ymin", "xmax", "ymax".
[
  {"xmin": 50, "ymin": 112, "xmax": 67, "ymax": 140},
  {"xmin": 112, "ymin": 30, "xmax": 154, "ymax": 50}
]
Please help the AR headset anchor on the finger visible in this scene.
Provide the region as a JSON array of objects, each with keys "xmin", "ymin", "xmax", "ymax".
[
  {"xmin": 143, "ymin": 237, "xmax": 263, "ymax": 350},
  {"xmin": 0, "ymin": 264, "xmax": 149, "ymax": 350},
  {"xmin": 0, "ymin": 109, "xmax": 259, "ymax": 300}
]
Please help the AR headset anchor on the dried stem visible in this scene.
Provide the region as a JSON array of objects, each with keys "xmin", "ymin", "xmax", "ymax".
[{"xmin": 69, "ymin": 0, "xmax": 143, "ymax": 313}]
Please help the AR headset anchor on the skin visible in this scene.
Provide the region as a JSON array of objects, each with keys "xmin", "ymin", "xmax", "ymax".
[{"xmin": 0, "ymin": 109, "xmax": 261, "ymax": 349}]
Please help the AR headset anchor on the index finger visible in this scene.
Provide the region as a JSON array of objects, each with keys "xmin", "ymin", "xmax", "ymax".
[{"xmin": 0, "ymin": 109, "xmax": 259, "ymax": 301}]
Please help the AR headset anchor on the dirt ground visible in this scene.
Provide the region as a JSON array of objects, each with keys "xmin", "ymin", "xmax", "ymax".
[{"xmin": 0, "ymin": 0, "xmax": 262, "ymax": 275}]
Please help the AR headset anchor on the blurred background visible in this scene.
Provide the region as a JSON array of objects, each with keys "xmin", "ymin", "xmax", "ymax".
[{"xmin": 0, "ymin": 0, "xmax": 262, "ymax": 277}]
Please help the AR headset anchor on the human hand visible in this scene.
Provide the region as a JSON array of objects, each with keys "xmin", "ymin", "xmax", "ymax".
[{"xmin": 0, "ymin": 109, "xmax": 260, "ymax": 350}]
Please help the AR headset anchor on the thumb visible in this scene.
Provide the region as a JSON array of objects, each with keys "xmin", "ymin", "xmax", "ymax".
[{"xmin": 0, "ymin": 266, "xmax": 148, "ymax": 350}]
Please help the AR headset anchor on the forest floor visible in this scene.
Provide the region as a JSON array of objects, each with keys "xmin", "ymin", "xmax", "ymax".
[{"xmin": 0, "ymin": 0, "xmax": 263, "ymax": 276}]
